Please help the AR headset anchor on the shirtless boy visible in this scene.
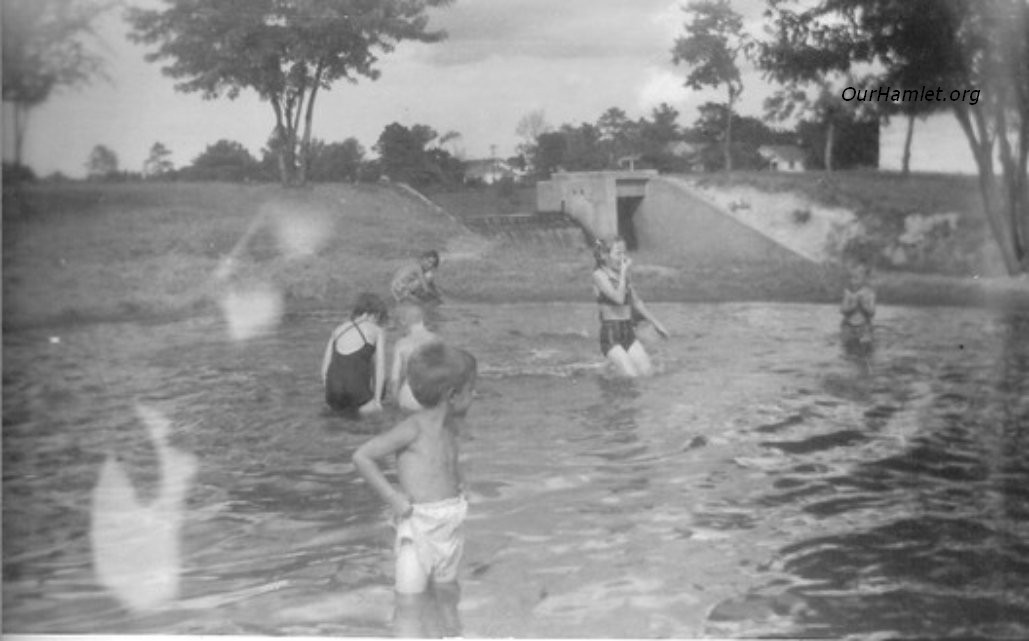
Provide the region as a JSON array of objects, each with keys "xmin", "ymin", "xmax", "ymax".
[
  {"xmin": 353, "ymin": 342, "xmax": 477, "ymax": 595},
  {"xmin": 390, "ymin": 304, "xmax": 441, "ymax": 411}
]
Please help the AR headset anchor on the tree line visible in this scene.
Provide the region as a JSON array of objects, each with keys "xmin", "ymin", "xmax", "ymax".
[
  {"xmin": 70, "ymin": 121, "xmax": 465, "ymax": 186},
  {"xmin": 61, "ymin": 99, "xmax": 871, "ymax": 185},
  {"xmin": 517, "ymin": 102, "xmax": 875, "ymax": 177}
]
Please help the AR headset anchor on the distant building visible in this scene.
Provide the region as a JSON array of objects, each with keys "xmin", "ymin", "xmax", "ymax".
[
  {"xmin": 463, "ymin": 158, "xmax": 523, "ymax": 184},
  {"xmin": 758, "ymin": 145, "xmax": 808, "ymax": 172},
  {"xmin": 663, "ymin": 141, "xmax": 707, "ymax": 172}
]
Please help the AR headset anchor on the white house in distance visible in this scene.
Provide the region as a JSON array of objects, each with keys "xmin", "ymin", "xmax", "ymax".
[
  {"xmin": 463, "ymin": 158, "xmax": 523, "ymax": 184},
  {"xmin": 879, "ymin": 112, "xmax": 981, "ymax": 174},
  {"xmin": 758, "ymin": 145, "xmax": 808, "ymax": 172}
]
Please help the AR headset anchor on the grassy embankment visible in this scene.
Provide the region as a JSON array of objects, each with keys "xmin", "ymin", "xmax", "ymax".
[
  {"xmin": 2, "ymin": 181, "xmax": 589, "ymax": 330},
  {"xmin": 3, "ymin": 174, "xmax": 1027, "ymax": 331}
]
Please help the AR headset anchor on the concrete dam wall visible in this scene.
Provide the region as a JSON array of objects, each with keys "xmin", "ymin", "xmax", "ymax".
[{"xmin": 537, "ymin": 172, "xmax": 810, "ymax": 265}]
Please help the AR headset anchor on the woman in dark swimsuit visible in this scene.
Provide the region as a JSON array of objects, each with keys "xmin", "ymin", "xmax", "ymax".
[
  {"xmin": 321, "ymin": 292, "xmax": 388, "ymax": 415},
  {"xmin": 592, "ymin": 237, "xmax": 669, "ymax": 377}
]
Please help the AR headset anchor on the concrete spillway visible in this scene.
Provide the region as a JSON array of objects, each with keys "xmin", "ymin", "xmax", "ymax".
[{"xmin": 537, "ymin": 171, "xmax": 812, "ymax": 265}]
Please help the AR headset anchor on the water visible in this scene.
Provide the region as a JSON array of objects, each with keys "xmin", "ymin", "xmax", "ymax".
[{"xmin": 3, "ymin": 302, "xmax": 1028, "ymax": 637}]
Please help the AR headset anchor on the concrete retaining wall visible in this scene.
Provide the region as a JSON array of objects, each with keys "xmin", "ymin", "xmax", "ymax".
[
  {"xmin": 537, "ymin": 171, "xmax": 658, "ymax": 240},
  {"xmin": 635, "ymin": 177, "xmax": 809, "ymax": 263},
  {"xmin": 536, "ymin": 171, "xmax": 811, "ymax": 265}
]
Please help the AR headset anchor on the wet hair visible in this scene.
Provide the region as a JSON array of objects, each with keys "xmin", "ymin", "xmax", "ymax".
[
  {"xmin": 350, "ymin": 291, "xmax": 388, "ymax": 324},
  {"xmin": 592, "ymin": 236, "xmax": 626, "ymax": 268},
  {"xmin": 407, "ymin": 342, "xmax": 478, "ymax": 408},
  {"xmin": 419, "ymin": 250, "xmax": 440, "ymax": 268}
]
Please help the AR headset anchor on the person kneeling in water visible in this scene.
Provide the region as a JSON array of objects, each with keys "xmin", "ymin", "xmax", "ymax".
[{"xmin": 322, "ymin": 292, "xmax": 388, "ymax": 416}]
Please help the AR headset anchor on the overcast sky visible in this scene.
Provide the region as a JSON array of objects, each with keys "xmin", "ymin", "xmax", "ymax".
[{"xmin": 6, "ymin": 0, "xmax": 970, "ymax": 177}]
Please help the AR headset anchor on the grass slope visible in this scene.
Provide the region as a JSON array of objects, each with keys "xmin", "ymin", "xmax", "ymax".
[{"xmin": 3, "ymin": 178, "xmax": 1027, "ymax": 331}]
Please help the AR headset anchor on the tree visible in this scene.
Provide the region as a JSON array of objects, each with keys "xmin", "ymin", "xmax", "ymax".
[
  {"xmin": 438, "ymin": 130, "xmax": 463, "ymax": 158},
  {"xmin": 374, "ymin": 122, "xmax": 462, "ymax": 188},
  {"xmin": 515, "ymin": 109, "xmax": 550, "ymax": 171},
  {"xmin": 642, "ymin": 103, "xmax": 682, "ymax": 145},
  {"xmin": 143, "ymin": 142, "xmax": 174, "ymax": 178},
  {"xmin": 306, "ymin": 137, "xmax": 365, "ymax": 183},
  {"xmin": 86, "ymin": 144, "xmax": 119, "ymax": 179},
  {"xmin": 560, "ymin": 122, "xmax": 607, "ymax": 172},
  {"xmin": 533, "ymin": 131, "xmax": 567, "ymax": 178},
  {"xmin": 596, "ymin": 107, "xmax": 640, "ymax": 167},
  {"xmin": 637, "ymin": 103, "xmax": 685, "ymax": 171},
  {"xmin": 184, "ymin": 139, "xmax": 259, "ymax": 182},
  {"xmin": 759, "ymin": 0, "xmax": 1029, "ymax": 275},
  {"xmin": 2, "ymin": 0, "xmax": 110, "ymax": 167},
  {"xmin": 126, "ymin": 0, "xmax": 454, "ymax": 187},
  {"xmin": 672, "ymin": 0, "xmax": 748, "ymax": 172},
  {"xmin": 690, "ymin": 102, "xmax": 770, "ymax": 171},
  {"xmin": 763, "ymin": 78, "xmax": 862, "ymax": 172}
]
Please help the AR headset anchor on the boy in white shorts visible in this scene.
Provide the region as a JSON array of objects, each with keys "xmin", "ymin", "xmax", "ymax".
[{"xmin": 353, "ymin": 342, "xmax": 477, "ymax": 594}]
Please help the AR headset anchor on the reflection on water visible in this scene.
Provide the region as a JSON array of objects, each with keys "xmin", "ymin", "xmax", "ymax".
[{"xmin": 2, "ymin": 302, "xmax": 1028, "ymax": 637}]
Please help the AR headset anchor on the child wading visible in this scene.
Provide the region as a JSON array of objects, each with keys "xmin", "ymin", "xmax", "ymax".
[
  {"xmin": 353, "ymin": 342, "xmax": 477, "ymax": 595},
  {"xmin": 391, "ymin": 250, "xmax": 442, "ymax": 304},
  {"xmin": 390, "ymin": 303, "xmax": 441, "ymax": 412},
  {"xmin": 591, "ymin": 236, "xmax": 669, "ymax": 377},
  {"xmin": 840, "ymin": 259, "xmax": 876, "ymax": 354}
]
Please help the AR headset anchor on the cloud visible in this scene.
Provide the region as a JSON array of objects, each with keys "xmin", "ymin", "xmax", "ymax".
[
  {"xmin": 425, "ymin": 0, "xmax": 681, "ymax": 66},
  {"xmin": 636, "ymin": 68, "xmax": 689, "ymax": 113}
]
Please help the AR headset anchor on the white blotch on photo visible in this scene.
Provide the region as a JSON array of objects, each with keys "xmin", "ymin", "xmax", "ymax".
[
  {"xmin": 270, "ymin": 204, "xmax": 333, "ymax": 258},
  {"xmin": 220, "ymin": 285, "xmax": 284, "ymax": 341},
  {"xmin": 91, "ymin": 404, "xmax": 197, "ymax": 611}
]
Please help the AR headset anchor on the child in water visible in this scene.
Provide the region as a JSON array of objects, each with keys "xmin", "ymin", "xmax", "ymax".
[
  {"xmin": 321, "ymin": 292, "xmax": 388, "ymax": 416},
  {"xmin": 591, "ymin": 236, "xmax": 669, "ymax": 377},
  {"xmin": 391, "ymin": 250, "xmax": 442, "ymax": 304},
  {"xmin": 390, "ymin": 303, "xmax": 441, "ymax": 412},
  {"xmin": 840, "ymin": 259, "xmax": 876, "ymax": 353},
  {"xmin": 353, "ymin": 342, "xmax": 477, "ymax": 595}
]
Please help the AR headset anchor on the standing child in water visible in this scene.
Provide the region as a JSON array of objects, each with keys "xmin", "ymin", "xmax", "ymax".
[
  {"xmin": 591, "ymin": 236, "xmax": 669, "ymax": 377},
  {"xmin": 390, "ymin": 303, "xmax": 442, "ymax": 411},
  {"xmin": 321, "ymin": 292, "xmax": 388, "ymax": 416},
  {"xmin": 353, "ymin": 342, "xmax": 477, "ymax": 595},
  {"xmin": 840, "ymin": 259, "xmax": 876, "ymax": 353}
]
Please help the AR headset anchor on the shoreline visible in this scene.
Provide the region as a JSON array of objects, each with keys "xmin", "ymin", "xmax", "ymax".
[{"xmin": 6, "ymin": 271, "xmax": 1027, "ymax": 334}]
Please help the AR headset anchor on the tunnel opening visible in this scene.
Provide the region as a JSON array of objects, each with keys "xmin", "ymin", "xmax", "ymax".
[{"xmin": 617, "ymin": 196, "xmax": 643, "ymax": 251}]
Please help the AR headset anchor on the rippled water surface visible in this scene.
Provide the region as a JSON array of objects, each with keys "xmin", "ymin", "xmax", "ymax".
[{"xmin": 3, "ymin": 302, "xmax": 1028, "ymax": 637}]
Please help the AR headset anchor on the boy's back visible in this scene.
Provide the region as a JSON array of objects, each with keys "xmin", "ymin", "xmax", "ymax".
[{"xmin": 394, "ymin": 410, "xmax": 461, "ymax": 503}]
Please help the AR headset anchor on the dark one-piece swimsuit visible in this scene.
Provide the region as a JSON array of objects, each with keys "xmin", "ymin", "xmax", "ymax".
[{"xmin": 325, "ymin": 322, "xmax": 375, "ymax": 412}]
